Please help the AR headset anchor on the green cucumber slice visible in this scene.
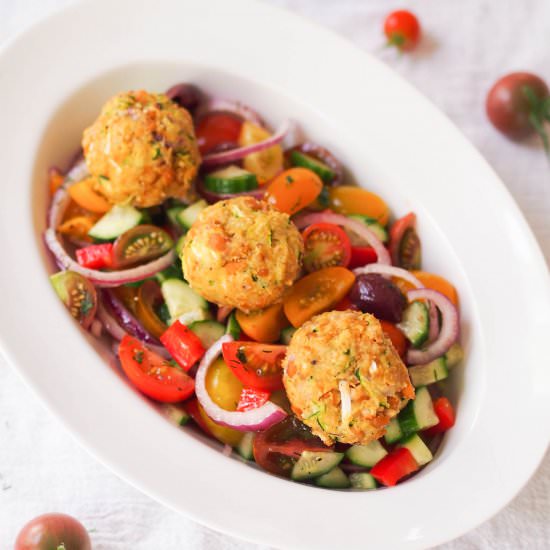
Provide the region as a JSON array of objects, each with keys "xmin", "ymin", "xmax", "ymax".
[
  {"xmin": 160, "ymin": 278, "xmax": 209, "ymax": 325},
  {"xmin": 398, "ymin": 301, "xmax": 430, "ymax": 348},
  {"xmin": 349, "ymin": 472, "xmax": 377, "ymax": 490},
  {"xmin": 408, "ymin": 357, "xmax": 448, "ymax": 387},
  {"xmin": 225, "ymin": 311, "xmax": 241, "ymax": 340},
  {"xmin": 88, "ymin": 205, "xmax": 143, "ymax": 240},
  {"xmin": 189, "ymin": 320, "xmax": 225, "ymax": 348},
  {"xmin": 204, "ymin": 165, "xmax": 258, "ymax": 194},
  {"xmin": 289, "ymin": 150, "xmax": 335, "ymax": 184},
  {"xmin": 348, "ymin": 214, "xmax": 389, "ymax": 243},
  {"xmin": 162, "ymin": 404, "xmax": 190, "ymax": 426},
  {"xmin": 177, "ymin": 200, "xmax": 208, "ymax": 230},
  {"xmin": 399, "ymin": 434, "xmax": 433, "ymax": 466},
  {"xmin": 445, "ymin": 343, "xmax": 464, "ymax": 368},
  {"xmin": 291, "ymin": 451, "xmax": 344, "ymax": 481},
  {"xmin": 398, "ymin": 386, "xmax": 439, "ymax": 438},
  {"xmin": 384, "ymin": 417, "xmax": 403, "ymax": 444},
  {"xmin": 346, "ymin": 440, "xmax": 388, "ymax": 468},
  {"xmin": 280, "ymin": 326, "xmax": 296, "ymax": 345},
  {"xmin": 175, "ymin": 235, "xmax": 186, "ymax": 257},
  {"xmin": 237, "ymin": 432, "xmax": 255, "ymax": 460},
  {"xmin": 315, "ymin": 467, "xmax": 351, "ymax": 489},
  {"xmin": 167, "ymin": 206, "xmax": 184, "ymax": 228}
]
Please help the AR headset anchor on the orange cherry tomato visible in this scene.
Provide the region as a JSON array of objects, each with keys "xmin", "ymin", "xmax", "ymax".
[
  {"xmin": 394, "ymin": 271, "xmax": 459, "ymax": 307},
  {"xmin": 57, "ymin": 216, "xmax": 95, "ymax": 241},
  {"xmin": 329, "ymin": 186, "xmax": 390, "ymax": 225},
  {"xmin": 380, "ymin": 320, "xmax": 407, "ymax": 360},
  {"xmin": 283, "ymin": 266, "xmax": 356, "ymax": 328},
  {"xmin": 68, "ymin": 177, "xmax": 111, "ymax": 213},
  {"xmin": 265, "ymin": 167, "xmax": 323, "ymax": 215},
  {"xmin": 236, "ymin": 302, "xmax": 288, "ymax": 343},
  {"xmin": 136, "ymin": 280, "xmax": 168, "ymax": 339}
]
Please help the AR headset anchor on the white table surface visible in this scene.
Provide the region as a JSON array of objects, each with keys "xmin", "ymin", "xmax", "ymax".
[{"xmin": 1, "ymin": 0, "xmax": 549, "ymax": 548}]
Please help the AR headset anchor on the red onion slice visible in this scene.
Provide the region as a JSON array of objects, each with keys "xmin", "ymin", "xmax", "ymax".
[
  {"xmin": 406, "ymin": 289, "xmax": 459, "ymax": 365},
  {"xmin": 202, "ymin": 119, "xmax": 291, "ymax": 166},
  {"xmin": 293, "ymin": 211, "xmax": 391, "ymax": 265},
  {"xmin": 44, "ymin": 228, "xmax": 175, "ymax": 287},
  {"xmin": 216, "ymin": 306, "xmax": 234, "ymax": 324},
  {"xmin": 195, "ymin": 335, "xmax": 287, "ymax": 431},
  {"xmin": 195, "ymin": 98, "xmax": 265, "ymax": 127}
]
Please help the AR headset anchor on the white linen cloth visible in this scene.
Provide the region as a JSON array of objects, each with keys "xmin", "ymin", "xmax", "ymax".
[{"xmin": 0, "ymin": 0, "xmax": 548, "ymax": 548}]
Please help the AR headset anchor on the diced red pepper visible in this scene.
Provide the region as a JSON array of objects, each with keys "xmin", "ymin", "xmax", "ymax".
[
  {"xmin": 76, "ymin": 243, "xmax": 113, "ymax": 269},
  {"xmin": 348, "ymin": 246, "xmax": 378, "ymax": 269},
  {"xmin": 237, "ymin": 387, "xmax": 270, "ymax": 412},
  {"xmin": 184, "ymin": 398, "xmax": 213, "ymax": 437},
  {"xmin": 424, "ymin": 397, "xmax": 455, "ymax": 435},
  {"xmin": 333, "ymin": 296, "xmax": 358, "ymax": 312},
  {"xmin": 160, "ymin": 321, "xmax": 205, "ymax": 372},
  {"xmin": 370, "ymin": 447, "xmax": 419, "ymax": 486}
]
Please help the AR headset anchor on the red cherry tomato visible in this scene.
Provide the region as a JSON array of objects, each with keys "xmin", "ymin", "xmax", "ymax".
[
  {"xmin": 486, "ymin": 72, "xmax": 550, "ymax": 142},
  {"xmin": 15, "ymin": 513, "xmax": 91, "ymax": 550},
  {"xmin": 253, "ymin": 416, "xmax": 331, "ymax": 477},
  {"xmin": 195, "ymin": 111, "xmax": 243, "ymax": 155},
  {"xmin": 384, "ymin": 10, "xmax": 421, "ymax": 52},
  {"xmin": 302, "ymin": 222, "xmax": 351, "ymax": 273},
  {"xmin": 222, "ymin": 341, "xmax": 286, "ymax": 391},
  {"xmin": 118, "ymin": 335, "xmax": 195, "ymax": 402}
]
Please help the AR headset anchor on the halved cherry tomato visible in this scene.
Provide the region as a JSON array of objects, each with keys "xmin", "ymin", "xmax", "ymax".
[
  {"xmin": 302, "ymin": 222, "xmax": 351, "ymax": 272},
  {"xmin": 424, "ymin": 397, "xmax": 456, "ymax": 435},
  {"xmin": 68, "ymin": 177, "xmax": 111, "ymax": 213},
  {"xmin": 395, "ymin": 271, "xmax": 459, "ymax": 307},
  {"xmin": 185, "ymin": 398, "xmax": 214, "ymax": 437},
  {"xmin": 283, "ymin": 266, "xmax": 356, "ymax": 328},
  {"xmin": 239, "ymin": 121, "xmax": 284, "ymax": 183},
  {"xmin": 50, "ymin": 271, "xmax": 97, "ymax": 328},
  {"xmin": 265, "ymin": 167, "xmax": 323, "ymax": 215},
  {"xmin": 49, "ymin": 168, "xmax": 64, "ymax": 195},
  {"xmin": 160, "ymin": 321, "xmax": 205, "ymax": 371},
  {"xmin": 112, "ymin": 225, "xmax": 173, "ymax": 268},
  {"xmin": 253, "ymin": 416, "xmax": 331, "ymax": 477},
  {"xmin": 380, "ymin": 320, "xmax": 407, "ymax": 360},
  {"xmin": 349, "ymin": 245, "xmax": 378, "ymax": 269},
  {"xmin": 118, "ymin": 335, "xmax": 195, "ymax": 402},
  {"xmin": 389, "ymin": 212, "xmax": 421, "ymax": 269},
  {"xmin": 333, "ymin": 295, "xmax": 358, "ymax": 311},
  {"xmin": 76, "ymin": 243, "xmax": 113, "ymax": 269},
  {"xmin": 57, "ymin": 215, "xmax": 95, "ymax": 241},
  {"xmin": 384, "ymin": 10, "xmax": 421, "ymax": 52},
  {"xmin": 329, "ymin": 186, "xmax": 390, "ymax": 225},
  {"xmin": 370, "ymin": 447, "xmax": 419, "ymax": 486},
  {"xmin": 136, "ymin": 280, "xmax": 168, "ymax": 339},
  {"xmin": 195, "ymin": 111, "xmax": 243, "ymax": 155},
  {"xmin": 222, "ymin": 341, "xmax": 286, "ymax": 391},
  {"xmin": 236, "ymin": 302, "xmax": 288, "ymax": 343},
  {"xmin": 237, "ymin": 387, "xmax": 270, "ymax": 412}
]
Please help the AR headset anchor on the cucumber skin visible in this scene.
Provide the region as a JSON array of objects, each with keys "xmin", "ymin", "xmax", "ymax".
[
  {"xmin": 384, "ymin": 417, "xmax": 403, "ymax": 444},
  {"xmin": 225, "ymin": 312, "xmax": 241, "ymax": 339},
  {"xmin": 409, "ymin": 357, "xmax": 448, "ymax": 387},
  {"xmin": 349, "ymin": 472, "xmax": 378, "ymax": 490},
  {"xmin": 398, "ymin": 301, "xmax": 430, "ymax": 348},
  {"xmin": 315, "ymin": 467, "xmax": 351, "ymax": 489},
  {"xmin": 399, "ymin": 434, "xmax": 433, "ymax": 466},
  {"xmin": 204, "ymin": 167, "xmax": 258, "ymax": 194},
  {"xmin": 291, "ymin": 451, "xmax": 344, "ymax": 481},
  {"xmin": 290, "ymin": 150, "xmax": 335, "ymax": 184},
  {"xmin": 88, "ymin": 205, "xmax": 143, "ymax": 240},
  {"xmin": 345, "ymin": 441, "xmax": 388, "ymax": 468}
]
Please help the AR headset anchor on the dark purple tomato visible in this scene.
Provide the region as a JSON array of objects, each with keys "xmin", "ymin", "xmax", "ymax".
[
  {"xmin": 165, "ymin": 83, "xmax": 204, "ymax": 115},
  {"xmin": 50, "ymin": 271, "xmax": 97, "ymax": 329},
  {"xmin": 486, "ymin": 72, "xmax": 549, "ymax": 139},
  {"xmin": 112, "ymin": 225, "xmax": 173, "ymax": 268},
  {"xmin": 15, "ymin": 513, "xmax": 91, "ymax": 550},
  {"xmin": 349, "ymin": 273, "xmax": 406, "ymax": 323}
]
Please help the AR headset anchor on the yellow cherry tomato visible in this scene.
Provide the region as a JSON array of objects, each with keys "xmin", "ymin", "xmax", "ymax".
[
  {"xmin": 239, "ymin": 122, "xmax": 283, "ymax": 184},
  {"xmin": 329, "ymin": 186, "xmax": 390, "ymax": 226}
]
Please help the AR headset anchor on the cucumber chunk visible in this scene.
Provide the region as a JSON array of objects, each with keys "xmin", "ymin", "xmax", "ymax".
[
  {"xmin": 289, "ymin": 150, "xmax": 335, "ymax": 184},
  {"xmin": 280, "ymin": 326, "xmax": 296, "ymax": 345},
  {"xmin": 384, "ymin": 417, "xmax": 403, "ymax": 444},
  {"xmin": 225, "ymin": 311, "xmax": 241, "ymax": 339},
  {"xmin": 398, "ymin": 301, "xmax": 430, "ymax": 348},
  {"xmin": 189, "ymin": 320, "xmax": 225, "ymax": 348},
  {"xmin": 399, "ymin": 434, "xmax": 433, "ymax": 466},
  {"xmin": 161, "ymin": 278, "xmax": 209, "ymax": 325},
  {"xmin": 177, "ymin": 200, "xmax": 208, "ymax": 229},
  {"xmin": 346, "ymin": 440, "xmax": 388, "ymax": 468},
  {"xmin": 315, "ymin": 467, "xmax": 351, "ymax": 489},
  {"xmin": 175, "ymin": 235, "xmax": 186, "ymax": 257},
  {"xmin": 291, "ymin": 451, "xmax": 344, "ymax": 481},
  {"xmin": 349, "ymin": 472, "xmax": 378, "ymax": 490},
  {"xmin": 445, "ymin": 343, "xmax": 464, "ymax": 368},
  {"xmin": 237, "ymin": 432, "xmax": 255, "ymax": 460},
  {"xmin": 88, "ymin": 205, "xmax": 143, "ymax": 240},
  {"xmin": 348, "ymin": 214, "xmax": 389, "ymax": 243},
  {"xmin": 408, "ymin": 357, "xmax": 448, "ymax": 387},
  {"xmin": 398, "ymin": 386, "xmax": 439, "ymax": 438},
  {"xmin": 162, "ymin": 404, "xmax": 190, "ymax": 426},
  {"xmin": 167, "ymin": 206, "xmax": 185, "ymax": 228},
  {"xmin": 204, "ymin": 166, "xmax": 258, "ymax": 194}
]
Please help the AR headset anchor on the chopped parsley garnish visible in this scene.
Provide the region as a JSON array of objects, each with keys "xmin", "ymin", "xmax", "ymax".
[{"xmin": 133, "ymin": 350, "xmax": 144, "ymax": 364}]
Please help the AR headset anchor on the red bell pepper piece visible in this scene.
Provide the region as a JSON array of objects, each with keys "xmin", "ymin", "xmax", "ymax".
[
  {"xmin": 333, "ymin": 296, "xmax": 359, "ymax": 312},
  {"xmin": 424, "ymin": 397, "xmax": 455, "ymax": 435},
  {"xmin": 370, "ymin": 447, "xmax": 419, "ymax": 486},
  {"xmin": 160, "ymin": 321, "xmax": 205, "ymax": 372},
  {"xmin": 237, "ymin": 387, "xmax": 270, "ymax": 412},
  {"xmin": 348, "ymin": 246, "xmax": 378, "ymax": 269},
  {"xmin": 76, "ymin": 243, "xmax": 113, "ymax": 269}
]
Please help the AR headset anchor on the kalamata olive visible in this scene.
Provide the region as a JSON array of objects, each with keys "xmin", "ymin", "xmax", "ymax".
[
  {"xmin": 486, "ymin": 72, "xmax": 549, "ymax": 140},
  {"xmin": 349, "ymin": 273, "xmax": 406, "ymax": 323},
  {"xmin": 165, "ymin": 83, "xmax": 204, "ymax": 114}
]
